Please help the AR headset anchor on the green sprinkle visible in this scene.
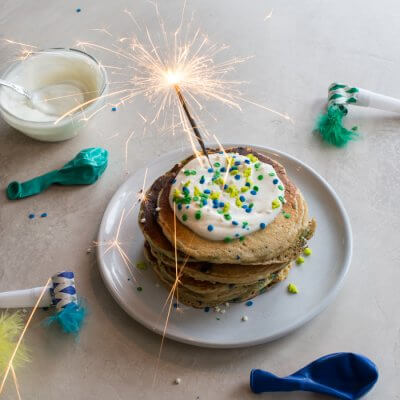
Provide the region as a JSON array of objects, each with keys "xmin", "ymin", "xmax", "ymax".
[
  {"xmin": 255, "ymin": 162, "xmax": 261, "ymax": 169},
  {"xmin": 224, "ymin": 236, "xmax": 232, "ymax": 243},
  {"xmin": 296, "ymin": 256, "xmax": 305, "ymax": 265},
  {"xmin": 242, "ymin": 221, "xmax": 248, "ymax": 227},
  {"xmin": 224, "ymin": 214, "xmax": 232, "ymax": 221},
  {"xmin": 253, "ymin": 185, "xmax": 259, "ymax": 191},
  {"xmin": 217, "ymin": 209, "xmax": 224, "ymax": 214},
  {"xmin": 193, "ymin": 196, "xmax": 199, "ymax": 201},
  {"xmin": 351, "ymin": 126, "xmax": 358, "ymax": 131},
  {"xmin": 268, "ymin": 172, "xmax": 275, "ymax": 176},
  {"xmin": 257, "ymin": 175, "xmax": 264, "ymax": 181},
  {"xmin": 303, "ymin": 247, "xmax": 312, "ymax": 256},
  {"xmin": 283, "ymin": 212, "xmax": 291, "ymax": 219},
  {"xmin": 182, "ymin": 214, "xmax": 188, "ymax": 221},
  {"xmin": 278, "ymin": 185, "xmax": 284, "ymax": 191},
  {"xmin": 195, "ymin": 210, "xmax": 202, "ymax": 220},
  {"xmin": 214, "ymin": 162, "xmax": 221, "ymax": 167},
  {"xmin": 190, "ymin": 170, "xmax": 197, "ymax": 175},
  {"xmin": 278, "ymin": 195, "xmax": 285, "ymax": 203},
  {"xmin": 136, "ymin": 261, "xmax": 147, "ymax": 270},
  {"xmin": 287, "ymin": 283, "xmax": 298, "ymax": 294},
  {"xmin": 137, "ymin": 286, "xmax": 143, "ymax": 292},
  {"xmin": 184, "ymin": 170, "xmax": 190, "ymax": 176},
  {"xmin": 249, "ymin": 203, "xmax": 254, "ymax": 208},
  {"xmin": 239, "ymin": 236, "xmax": 245, "ymax": 242},
  {"xmin": 216, "ymin": 317, "xmax": 220, "ymax": 320}
]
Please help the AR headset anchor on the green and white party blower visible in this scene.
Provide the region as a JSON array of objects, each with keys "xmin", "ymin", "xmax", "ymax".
[{"xmin": 316, "ymin": 83, "xmax": 400, "ymax": 147}]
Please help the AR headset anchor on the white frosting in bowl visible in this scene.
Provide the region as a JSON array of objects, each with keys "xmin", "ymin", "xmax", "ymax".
[
  {"xmin": 169, "ymin": 152, "xmax": 285, "ymax": 241},
  {"xmin": 0, "ymin": 49, "xmax": 106, "ymax": 141}
]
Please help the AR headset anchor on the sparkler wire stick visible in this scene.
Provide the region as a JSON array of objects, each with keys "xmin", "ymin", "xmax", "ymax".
[{"xmin": 174, "ymin": 85, "xmax": 212, "ymax": 167}]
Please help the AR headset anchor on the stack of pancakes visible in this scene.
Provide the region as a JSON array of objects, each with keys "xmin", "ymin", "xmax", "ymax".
[{"xmin": 139, "ymin": 146, "xmax": 316, "ymax": 308}]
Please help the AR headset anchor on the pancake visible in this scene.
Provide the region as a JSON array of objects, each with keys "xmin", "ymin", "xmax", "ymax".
[
  {"xmin": 138, "ymin": 146, "xmax": 315, "ymax": 308},
  {"xmin": 144, "ymin": 243, "xmax": 292, "ymax": 308},
  {"xmin": 147, "ymin": 241, "xmax": 291, "ymax": 285},
  {"xmin": 157, "ymin": 146, "xmax": 315, "ymax": 264}
]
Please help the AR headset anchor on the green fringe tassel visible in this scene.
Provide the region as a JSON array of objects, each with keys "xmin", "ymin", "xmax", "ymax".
[{"xmin": 316, "ymin": 104, "xmax": 358, "ymax": 147}]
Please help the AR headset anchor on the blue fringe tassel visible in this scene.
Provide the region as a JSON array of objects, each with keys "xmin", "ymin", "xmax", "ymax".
[{"xmin": 43, "ymin": 301, "xmax": 87, "ymax": 335}]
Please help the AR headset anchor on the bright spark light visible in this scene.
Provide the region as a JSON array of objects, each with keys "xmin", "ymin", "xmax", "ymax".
[{"xmin": 54, "ymin": 0, "xmax": 292, "ymax": 150}]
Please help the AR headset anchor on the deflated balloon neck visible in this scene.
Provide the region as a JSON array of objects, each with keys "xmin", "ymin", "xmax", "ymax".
[{"xmin": 250, "ymin": 369, "xmax": 304, "ymax": 393}]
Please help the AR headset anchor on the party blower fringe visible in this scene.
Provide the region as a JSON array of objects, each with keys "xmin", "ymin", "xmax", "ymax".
[
  {"xmin": 0, "ymin": 272, "xmax": 87, "ymax": 335},
  {"xmin": 316, "ymin": 82, "xmax": 400, "ymax": 147}
]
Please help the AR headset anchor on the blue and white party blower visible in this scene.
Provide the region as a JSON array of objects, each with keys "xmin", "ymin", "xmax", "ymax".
[{"xmin": 0, "ymin": 271, "xmax": 87, "ymax": 334}]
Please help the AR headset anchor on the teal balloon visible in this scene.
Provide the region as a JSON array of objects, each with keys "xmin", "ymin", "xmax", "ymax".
[{"xmin": 7, "ymin": 148, "xmax": 108, "ymax": 200}]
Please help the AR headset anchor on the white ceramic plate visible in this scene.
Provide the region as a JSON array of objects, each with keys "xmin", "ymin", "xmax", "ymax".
[{"xmin": 97, "ymin": 144, "xmax": 352, "ymax": 348}]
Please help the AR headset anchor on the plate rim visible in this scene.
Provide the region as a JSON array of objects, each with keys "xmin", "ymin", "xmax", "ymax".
[{"xmin": 97, "ymin": 143, "xmax": 353, "ymax": 348}]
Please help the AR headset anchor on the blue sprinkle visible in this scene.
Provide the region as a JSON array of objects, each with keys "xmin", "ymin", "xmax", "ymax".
[
  {"xmin": 76, "ymin": 8, "xmax": 81, "ymax": 13},
  {"xmin": 250, "ymin": 190, "xmax": 257, "ymax": 195},
  {"xmin": 239, "ymin": 195, "xmax": 245, "ymax": 202},
  {"xmin": 223, "ymin": 184, "xmax": 228, "ymax": 190},
  {"xmin": 220, "ymin": 167, "xmax": 226, "ymax": 172},
  {"xmin": 182, "ymin": 186, "xmax": 189, "ymax": 194},
  {"xmin": 40, "ymin": 213, "xmax": 48, "ymax": 218},
  {"xmin": 234, "ymin": 174, "xmax": 241, "ymax": 180},
  {"xmin": 234, "ymin": 161, "xmax": 241, "ymax": 166},
  {"xmin": 211, "ymin": 177, "xmax": 216, "ymax": 181},
  {"xmin": 273, "ymin": 179, "xmax": 279, "ymax": 184},
  {"xmin": 207, "ymin": 224, "xmax": 214, "ymax": 232},
  {"xmin": 28, "ymin": 213, "xmax": 35, "ymax": 219},
  {"xmin": 202, "ymin": 199, "xmax": 207, "ymax": 206},
  {"xmin": 178, "ymin": 204, "xmax": 182, "ymax": 210},
  {"xmin": 245, "ymin": 208, "xmax": 252, "ymax": 213},
  {"xmin": 199, "ymin": 177, "xmax": 205, "ymax": 184},
  {"xmin": 172, "ymin": 178, "xmax": 176, "ymax": 184},
  {"xmin": 246, "ymin": 300, "xmax": 253, "ymax": 307},
  {"xmin": 245, "ymin": 182, "xmax": 251, "ymax": 187},
  {"xmin": 245, "ymin": 159, "xmax": 250, "ymax": 164},
  {"xmin": 204, "ymin": 189, "xmax": 211, "ymax": 194},
  {"xmin": 260, "ymin": 222, "xmax": 266, "ymax": 229},
  {"xmin": 213, "ymin": 204, "xmax": 218, "ymax": 209},
  {"xmin": 204, "ymin": 306, "xmax": 210, "ymax": 312},
  {"xmin": 207, "ymin": 168, "xmax": 214, "ymax": 173},
  {"xmin": 111, "ymin": 106, "xmax": 117, "ymax": 111},
  {"xmin": 242, "ymin": 205, "xmax": 247, "ymax": 209},
  {"xmin": 235, "ymin": 233, "xmax": 240, "ymax": 237},
  {"xmin": 219, "ymin": 151, "xmax": 223, "ymax": 154},
  {"xmin": 219, "ymin": 202, "xmax": 225, "ymax": 207},
  {"xmin": 236, "ymin": 255, "xmax": 241, "ymax": 260},
  {"xmin": 232, "ymin": 221, "xmax": 239, "ymax": 226},
  {"xmin": 213, "ymin": 199, "xmax": 219, "ymax": 204},
  {"xmin": 229, "ymin": 166, "xmax": 238, "ymax": 172},
  {"xmin": 186, "ymin": 205, "xmax": 190, "ymax": 209},
  {"xmin": 173, "ymin": 303, "xmax": 178, "ymax": 308}
]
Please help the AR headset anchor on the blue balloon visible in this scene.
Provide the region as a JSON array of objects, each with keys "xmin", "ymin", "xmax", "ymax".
[{"xmin": 250, "ymin": 353, "xmax": 378, "ymax": 400}]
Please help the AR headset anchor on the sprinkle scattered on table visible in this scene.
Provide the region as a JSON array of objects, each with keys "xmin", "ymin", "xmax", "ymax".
[{"xmin": 28, "ymin": 213, "xmax": 35, "ymax": 219}]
